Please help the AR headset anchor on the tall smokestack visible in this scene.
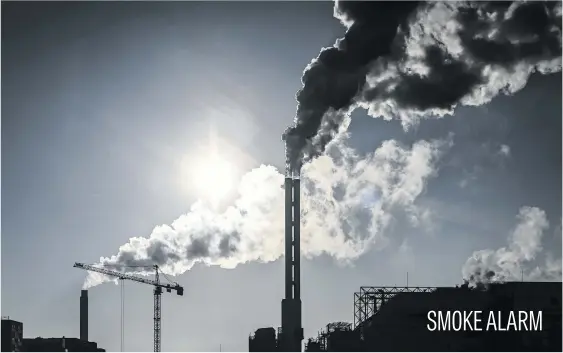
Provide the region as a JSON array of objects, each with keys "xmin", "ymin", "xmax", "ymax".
[
  {"xmin": 292, "ymin": 177, "xmax": 302, "ymax": 346},
  {"xmin": 284, "ymin": 177, "xmax": 293, "ymax": 300},
  {"xmin": 80, "ymin": 290, "xmax": 88, "ymax": 342},
  {"xmin": 281, "ymin": 137, "xmax": 303, "ymax": 352}
]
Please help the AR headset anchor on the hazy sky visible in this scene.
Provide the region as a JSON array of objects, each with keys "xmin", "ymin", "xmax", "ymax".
[{"xmin": 2, "ymin": 1, "xmax": 561, "ymax": 352}]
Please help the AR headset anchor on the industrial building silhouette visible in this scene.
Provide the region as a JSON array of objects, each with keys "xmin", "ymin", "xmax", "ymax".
[
  {"xmin": 1, "ymin": 319, "xmax": 23, "ymax": 352},
  {"xmin": 249, "ymin": 281, "xmax": 562, "ymax": 352},
  {"xmin": 1, "ymin": 318, "xmax": 105, "ymax": 352},
  {"xmin": 247, "ymin": 140, "xmax": 563, "ymax": 352},
  {"xmin": 20, "ymin": 337, "xmax": 105, "ymax": 352},
  {"xmin": 1, "ymin": 290, "xmax": 105, "ymax": 352}
]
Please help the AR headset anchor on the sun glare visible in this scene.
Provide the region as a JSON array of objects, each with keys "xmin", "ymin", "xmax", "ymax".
[
  {"xmin": 182, "ymin": 121, "xmax": 244, "ymax": 207},
  {"xmin": 193, "ymin": 154, "xmax": 235, "ymax": 205}
]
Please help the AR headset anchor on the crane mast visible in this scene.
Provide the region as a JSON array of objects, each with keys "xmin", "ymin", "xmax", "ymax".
[
  {"xmin": 154, "ymin": 270, "xmax": 161, "ymax": 353},
  {"xmin": 74, "ymin": 262, "xmax": 183, "ymax": 352}
]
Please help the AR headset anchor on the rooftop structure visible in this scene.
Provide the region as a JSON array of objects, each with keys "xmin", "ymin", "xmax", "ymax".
[
  {"xmin": 305, "ymin": 281, "xmax": 562, "ymax": 352},
  {"xmin": 22, "ymin": 337, "xmax": 105, "ymax": 352}
]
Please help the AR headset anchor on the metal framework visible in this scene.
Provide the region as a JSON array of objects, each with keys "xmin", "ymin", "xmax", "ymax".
[
  {"xmin": 353, "ymin": 286, "xmax": 438, "ymax": 329},
  {"xmin": 305, "ymin": 322, "xmax": 353, "ymax": 352},
  {"xmin": 74, "ymin": 262, "xmax": 183, "ymax": 352},
  {"xmin": 154, "ymin": 288, "xmax": 162, "ymax": 352},
  {"xmin": 153, "ymin": 269, "xmax": 161, "ymax": 352}
]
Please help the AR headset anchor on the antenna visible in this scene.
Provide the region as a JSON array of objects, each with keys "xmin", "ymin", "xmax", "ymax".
[{"xmin": 407, "ymin": 272, "xmax": 409, "ymax": 287}]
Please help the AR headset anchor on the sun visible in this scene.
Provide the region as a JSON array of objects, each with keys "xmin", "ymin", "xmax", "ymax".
[
  {"xmin": 182, "ymin": 121, "xmax": 242, "ymax": 206},
  {"xmin": 192, "ymin": 154, "xmax": 235, "ymax": 205}
]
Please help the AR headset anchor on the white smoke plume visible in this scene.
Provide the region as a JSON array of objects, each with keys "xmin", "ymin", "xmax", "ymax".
[
  {"xmin": 462, "ymin": 206, "xmax": 562, "ymax": 284},
  {"xmin": 83, "ymin": 132, "xmax": 451, "ymax": 288}
]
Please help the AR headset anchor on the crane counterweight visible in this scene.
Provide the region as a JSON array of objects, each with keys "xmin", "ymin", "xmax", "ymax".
[{"xmin": 73, "ymin": 262, "xmax": 183, "ymax": 352}]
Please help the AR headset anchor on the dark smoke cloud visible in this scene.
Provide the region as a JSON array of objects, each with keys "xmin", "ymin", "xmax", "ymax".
[
  {"xmin": 284, "ymin": 1, "xmax": 420, "ymax": 171},
  {"xmin": 284, "ymin": 0, "xmax": 562, "ymax": 170},
  {"xmin": 461, "ymin": 269, "xmax": 496, "ymax": 290}
]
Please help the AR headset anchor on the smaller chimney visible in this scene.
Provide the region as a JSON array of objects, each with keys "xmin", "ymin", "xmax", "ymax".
[{"xmin": 80, "ymin": 290, "xmax": 88, "ymax": 341}]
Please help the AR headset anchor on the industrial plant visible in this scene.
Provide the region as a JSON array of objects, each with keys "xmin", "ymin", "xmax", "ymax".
[
  {"xmin": 246, "ymin": 142, "xmax": 563, "ymax": 352},
  {"xmin": 249, "ymin": 282, "xmax": 562, "ymax": 352},
  {"xmin": 1, "ymin": 291, "xmax": 105, "ymax": 352},
  {"xmin": 1, "ymin": 266, "xmax": 180, "ymax": 353},
  {"xmin": 4, "ymin": 0, "xmax": 563, "ymax": 350},
  {"xmin": 73, "ymin": 263, "xmax": 184, "ymax": 352},
  {"xmin": 3, "ymin": 139, "xmax": 562, "ymax": 352}
]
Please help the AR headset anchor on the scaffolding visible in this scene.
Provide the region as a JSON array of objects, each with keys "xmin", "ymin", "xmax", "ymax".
[{"xmin": 353, "ymin": 286, "xmax": 438, "ymax": 329}]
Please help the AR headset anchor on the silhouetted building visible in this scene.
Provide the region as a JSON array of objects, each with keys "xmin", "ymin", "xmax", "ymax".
[
  {"xmin": 22, "ymin": 337, "xmax": 105, "ymax": 352},
  {"xmin": 2, "ymin": 318, "xmax": 23, "ymax": 352},
  {"xmin": 304, "ymin": 338, "xmax": 322, "ymax": 352},
  {"xmin": 305, "ymin": 322, "xmax": 361, "ymax": 352},
  {"xmin": 249, "ymin": 327, "xmax": 278, "ymax": 352},
  {"xmin": 305, "ymin": 281, "xmax": 562, "ymax": 352}
]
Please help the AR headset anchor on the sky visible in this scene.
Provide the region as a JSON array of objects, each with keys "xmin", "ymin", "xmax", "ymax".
[{"xmin": 1, "ymin": 1, "xmax": 562, "ymax": 352}]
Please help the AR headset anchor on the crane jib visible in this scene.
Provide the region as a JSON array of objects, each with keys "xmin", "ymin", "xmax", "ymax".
[{"xmin": 73, "ymin": 262, "xmax": 183, "ymax": 295}]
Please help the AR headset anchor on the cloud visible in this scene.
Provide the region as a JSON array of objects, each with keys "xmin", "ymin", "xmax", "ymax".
[
  {"xmin": 499, "ymin": 144, "xmax": 511, "ymax": 157},
  {"xmin": 462, "ymin": 206, "xmax": 562, "ymax": 284},
  {"xmin": 83, "ymin": 133, "xmax": 451, "ymax": 288},
  {"xmin": 285, "ymin": 1, "xmax": 561, "ymax": 165}
]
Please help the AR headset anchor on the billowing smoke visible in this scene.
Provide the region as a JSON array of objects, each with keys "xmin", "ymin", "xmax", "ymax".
[
  {"xmin": 284, "ymin": 0, "xmax": 562, "ymax": 170},
  {"xmin": 462, "ymin": 206, "xmax": 562, "ymax": 286},
  {"xmin": 82, "ymin": 1, "xmax": 561, "ymax": 288},
  {"xmin": 83, "ymin": 130, "xmax": 450, "ymax": 288}
]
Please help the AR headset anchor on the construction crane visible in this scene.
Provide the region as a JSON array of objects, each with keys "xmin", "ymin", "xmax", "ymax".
[{"xmin": 74, "ymin": 262, "xmax": 184, "ymax": 352}]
